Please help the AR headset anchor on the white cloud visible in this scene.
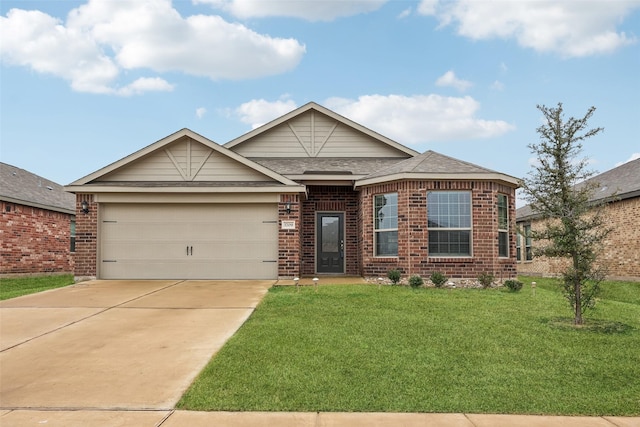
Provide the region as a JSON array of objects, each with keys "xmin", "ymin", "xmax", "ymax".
[
  {"xmin": 324, "ymin": 94, "xmax": 515, "ymax": 144},
  {"xmin": 615, "ymin": 152, "xmax": 640, "ymax": 166},
  {"xmin": 196, "ymin": 107, "xmax": 207, "ymax": 119},
  {"xmin": 235, "ymin": 98, "xmax": 298, "ymax": 129},
  {"xmin": 397, "ymin": 8, "xmax": 412, "ymax": 19},
  {"xmin": 0, "ymin": 0, "xmax": 306, "ymax": 94},
  {"xmin": 490, "ymin": 80, "xmax": 505, "ymax": 91},
  {"xmin": 195, "ymin": 0, "xmax": 387, "ymax": 21},
  {"xmin": 435, "ymin": 70, "xmax": 473, "ymax": 92},
  {"xmin": 418, "ymin": 0, "xmax": 638, "ymax": 57}
]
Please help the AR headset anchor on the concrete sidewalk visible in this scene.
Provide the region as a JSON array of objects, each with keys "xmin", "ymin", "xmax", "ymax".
[{"xmin": 1, "ymin": 410, "xmax": 638, "ymax": 426}]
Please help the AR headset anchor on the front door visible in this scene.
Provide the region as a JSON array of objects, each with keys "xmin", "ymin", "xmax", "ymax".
[{"xmin": 317, "ymin": 213, "xmax": 344, "ymax": 274}]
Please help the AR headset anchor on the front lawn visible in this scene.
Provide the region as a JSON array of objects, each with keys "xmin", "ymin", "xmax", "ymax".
[
  {"xmin": 178, "ymin": 278, "xmax": 640, "ymax": 415},
  {"xmin": 0, "ymin": 274, "xmax": 74, "ymax": 300}
]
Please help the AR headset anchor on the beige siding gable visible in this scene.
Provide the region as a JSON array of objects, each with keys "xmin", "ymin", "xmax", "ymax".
[
  {"xmin": 100, "ymin": 137, "xmax": 275, "ymax": 183},
  {"xmin": 232, "ymin": 110, "xmax": 409, "ymax": 158}
]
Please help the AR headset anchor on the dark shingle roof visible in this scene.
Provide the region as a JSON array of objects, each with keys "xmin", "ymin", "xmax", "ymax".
[
  {"xmin": 250, "ymin": 157, "xmax": 407, "ymax": 176},
  {"xmin": 0, "ymin": 163, "xmax": 75, "ymax": 214},
  {"xmin": 363, "ymin": 150, "xmax": 500, "ymax": 179},
  {"xmin": 516, "ymin": 157, "xmax": 640, "ymax": 221}
]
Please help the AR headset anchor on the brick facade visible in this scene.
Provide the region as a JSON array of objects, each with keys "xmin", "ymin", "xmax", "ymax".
[
  {"xmin": 73, "ymin": 194, "xmax": 98, "ymax": 278},
  {"xmin": 517, "ymin": 196, "xmax": 640, "ymax": 280},
  {"xmin": 0, "ymin": 201, "xmax": 74, "ymax": 275},
  {"xmin": 360, "ymin": 180, "xmax": 517, "ymax": 280},
  {"xmin": 278, "ymin": 194, "xmax": 301, "ymax": 278}
]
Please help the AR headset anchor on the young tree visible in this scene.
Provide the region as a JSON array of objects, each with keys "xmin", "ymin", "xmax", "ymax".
[{"xmin": 521, "ymin": 103, "xmax": 612, "ymax": 325}]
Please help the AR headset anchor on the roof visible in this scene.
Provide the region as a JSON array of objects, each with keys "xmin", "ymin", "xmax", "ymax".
[
  {"xmin": 355, "ymin": 150, "xmax": 521, "ymax": 187},
  {"xmin": 516, "ymin": 157, "xmax": 640, "ymax": 221},
  {"xmin": 224, "ymin": 102, "xmax": 420, "ymax": 157},
  {"xmin": 0, "ymin": 162, "xmax": 75, "ymax": 215},
  {"xmin": 250, "ymin": 157, "xmax": 404, "ymax": 179}
]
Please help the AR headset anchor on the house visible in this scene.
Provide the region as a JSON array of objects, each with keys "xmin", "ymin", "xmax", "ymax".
[
  {"xmin": 65, "ymin": 103, "xmax": 520, "ymax": 281},
  {"xmin": 516, "ymin": 157, "xmax": 640, "ymax": 281},
  {"xmin": 1, "ymin": 162, "xmax": 76, "ymax": 276}
]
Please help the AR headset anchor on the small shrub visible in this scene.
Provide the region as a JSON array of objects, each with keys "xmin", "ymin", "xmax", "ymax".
[
  {"xmin": 387, "ymin": 269, "xmax": 401, "ymax": 285},
  {"xmin": 478, "ymin": 272, "xmax": 495, "ymax": 288},
  {"xmin": 430, "ymin": 271, "xmax": 448, "ymax": 288},
  {"xmin": 504, "ymin": 279, "xmax": 523, "ymax": 292},
  {"xmin": 408, "ymin": 275, "xmax": 424, "ymax": 288}
]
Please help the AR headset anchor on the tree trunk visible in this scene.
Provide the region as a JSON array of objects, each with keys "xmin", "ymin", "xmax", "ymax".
[{"xmin": 574, "ymin": 279, "xmax": 583, "ymax": 325}]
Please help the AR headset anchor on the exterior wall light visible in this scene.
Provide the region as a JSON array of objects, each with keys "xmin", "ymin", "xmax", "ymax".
[
  {"xmin": 81, "ymin": 200, "xmax": 89, "ymax": 214},
  {"xmin": 285, "ymin": 202, "xmax": 291, "ymax": 214}
]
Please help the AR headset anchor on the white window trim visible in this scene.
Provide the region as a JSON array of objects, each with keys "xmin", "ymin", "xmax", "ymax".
[
  {"xmin": 374, "ymin": 193, "xmax": 398, "ymax": 257},
  {"xmin": 427, "ymin": 191, "xmax": 473, "ymax": 258}
]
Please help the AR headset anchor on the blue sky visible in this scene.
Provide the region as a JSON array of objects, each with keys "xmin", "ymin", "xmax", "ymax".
[{"xmin": 1, "ymin": 0, "xmax": 639, "ymax": 206}]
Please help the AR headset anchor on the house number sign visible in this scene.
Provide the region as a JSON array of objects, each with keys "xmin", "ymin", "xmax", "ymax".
[{"xmin": 281, "ymin": 220, "xmax": 296, "ymax": 230}]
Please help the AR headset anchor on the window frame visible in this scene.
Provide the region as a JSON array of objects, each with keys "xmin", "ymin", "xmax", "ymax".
[
  {"xmin": 373, "ymin": 192, "xmax": 398, "ymax": 257},
  {"xmin": 427, "ymin": 191, "xmax": 472, "ymax": 257},
  {"xmin": 70, "ymin": 219, "xmax": 76, "ymax": 253},
  {"xmin": 516, "ymin": 231, "xmax": 522, "ymax": 261},
  {"xmin": 524, "ymin": 224, "xmax": 533, "ymax": 261},
  {"xmin": 497, "ymin": 194, "xmax": 509, "ymax": 258}
]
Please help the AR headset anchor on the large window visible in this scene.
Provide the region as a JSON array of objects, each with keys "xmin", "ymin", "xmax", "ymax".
[
  {"xmin": 374, "ymin": 193, "xmax": 398, "ymax": 256},
  {"xmin": 427, "ymin": 191, "xmax": 471, "ymax": 256},
  {"xmin": 497, "ymin": 194, "xmax": 509, "ymax": 257}
]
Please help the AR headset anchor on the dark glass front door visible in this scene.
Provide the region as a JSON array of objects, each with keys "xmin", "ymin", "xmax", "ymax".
[{"xmin": 317, "ymin": 213, "xmax": 344, "ymax": 274}]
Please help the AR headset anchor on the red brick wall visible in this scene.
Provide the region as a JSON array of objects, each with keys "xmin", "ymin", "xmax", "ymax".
[
  {"xmin": 73, "ymin": 194, "xmax": 98, "ymax": 278},
  {"xmin": 360, "ymin": 180, "xmax": 517, "ymax": 280},
  {"xmin": 0, "ymin": 201, "xmax": 74, "ymax": 275},
  {"xmin": 301, "ymin": 186, "xmax": 360, "ymax": 276},
  {"xmin": 278, "ymin": 194, "xmax": 301, "ymax": 278}
]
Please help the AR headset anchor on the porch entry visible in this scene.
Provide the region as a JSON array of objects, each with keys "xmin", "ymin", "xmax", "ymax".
[{"xmin": 316, "ymin": 212, "xmax": 344, "ymax": 274}]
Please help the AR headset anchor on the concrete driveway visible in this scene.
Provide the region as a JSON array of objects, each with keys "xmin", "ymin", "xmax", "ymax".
[{"xmin": 0, "ymin": 280, "xmax": 273, "ymax": 411}]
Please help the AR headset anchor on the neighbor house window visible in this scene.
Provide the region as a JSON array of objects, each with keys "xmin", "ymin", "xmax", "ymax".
[
  {"xmin": 70, "ymin": 220, "xmax": 76, "ymax": 253},
  {"xmin": 374, "ymin": 193, "xmax": 398, "ymax": 256},
  {"xmin": 427, "ymin": 191, "xmax": 471, "ymax": 256},
  {"xmin": 498, "ymin": 194, "xmax": 509, "ymax": 257},
  {"xmin": 524, "ymin": 224, "xmax": 533, "ymax": 261},
  {"xmin": 516, "ymin": 231, "xmax": 522, "ymax": 261}
]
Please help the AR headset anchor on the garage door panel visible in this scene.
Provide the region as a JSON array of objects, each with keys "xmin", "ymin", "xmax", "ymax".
[{"xmin": 100, "ymin": 204, "xmax": 278, "ymax": 279}]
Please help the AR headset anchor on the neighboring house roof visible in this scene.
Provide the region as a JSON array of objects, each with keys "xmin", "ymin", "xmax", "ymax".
[
  {"xmin": 516, "ymin": 157, "xmax": 640, "ymax": 221},
  {"xmin": 355, "ymin": 150, "xmax": 520, "ymax": 187},
  {"xmin": 224, "ymin": 102, "xmax": 420, "ymax": 157},
  {"xmin": 0, "ymin": 162, "xmax": 75, "ymax": 215}
]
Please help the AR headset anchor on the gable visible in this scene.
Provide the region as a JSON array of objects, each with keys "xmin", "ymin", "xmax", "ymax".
[
  {"xmin": 226, "ymin": 103, "xmax": 417, "ymax": 159},
  {"xmin": 100, "ymin": 136, "xmax": 273, "ymax": 183}
]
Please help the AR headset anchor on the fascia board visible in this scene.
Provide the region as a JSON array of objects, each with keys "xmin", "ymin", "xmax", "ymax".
[
  {"xmin": 354, "ymin": 173, "xmax": 521, "ymax": 188},
  {"xmin": 64, "ymin": 184, "xmax": 306, "ymax": 193}
]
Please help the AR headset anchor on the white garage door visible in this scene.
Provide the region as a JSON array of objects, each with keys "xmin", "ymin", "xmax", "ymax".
[{"xmin": 100, "ymin": 203, "xmax": 278, "ymax": 279}]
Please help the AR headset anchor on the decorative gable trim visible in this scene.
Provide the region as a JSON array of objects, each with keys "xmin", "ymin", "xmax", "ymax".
[
  {"xmin": 66, "ymin": 128, "xmax": 304, "ymax": 192},
  {"xmin": 224, "ymin": 102, "xmax": 419, "ymax": 157}
]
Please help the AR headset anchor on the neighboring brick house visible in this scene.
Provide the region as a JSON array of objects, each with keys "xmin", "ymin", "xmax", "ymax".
[
  {"xmin": 1, "ymin": 163, "xmax": 75, "ymax": 276},
  {"xmin": 516, "ymin": 157, "xmax": 640, "ymax": 281},
  {"xmin": 66, "ymin": 102, "xmax": 519, "ymax": 281}
]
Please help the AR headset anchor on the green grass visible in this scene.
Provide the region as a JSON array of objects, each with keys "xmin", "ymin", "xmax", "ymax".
[
  {"xmin": 178, "ymin": 279, "xmax": 640, "ymax": 415},
  {"xmin": 0, "ymin": 274, "xmax": 74, "ymax": 300}
]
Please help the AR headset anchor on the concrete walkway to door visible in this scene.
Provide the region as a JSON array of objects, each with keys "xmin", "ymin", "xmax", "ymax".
[{"xmin": 0, "ymin": 280, "xmax": 272, "ymax": 412}]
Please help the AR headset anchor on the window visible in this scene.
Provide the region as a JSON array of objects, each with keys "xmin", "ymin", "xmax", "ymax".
[
  {"xmin": 70, "ymin": 220, "xmax": 76, "ymax": 253},
  {"xmin": 516, "ymin": 231, "xmax": 522, "ymax": 261},
  {"xmin": 374, "ymin": 193, "xmax": 398, "ymax": 256},
  {"xmin": 524, "ymin": 224, "xmax": 533, "ymax": 261},
  {"xmin": 427, "ymin": 191, "xmax": 471, "ymax": 256},
  {"xmin": 497, "ymin": 194, "xmax": 509, "ymax": 257}
]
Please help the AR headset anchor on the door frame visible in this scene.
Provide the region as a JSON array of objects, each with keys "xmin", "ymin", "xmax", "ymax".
[{"xmin": 315, "ymin": 211, "xmax": 345, "ymax": 274}]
